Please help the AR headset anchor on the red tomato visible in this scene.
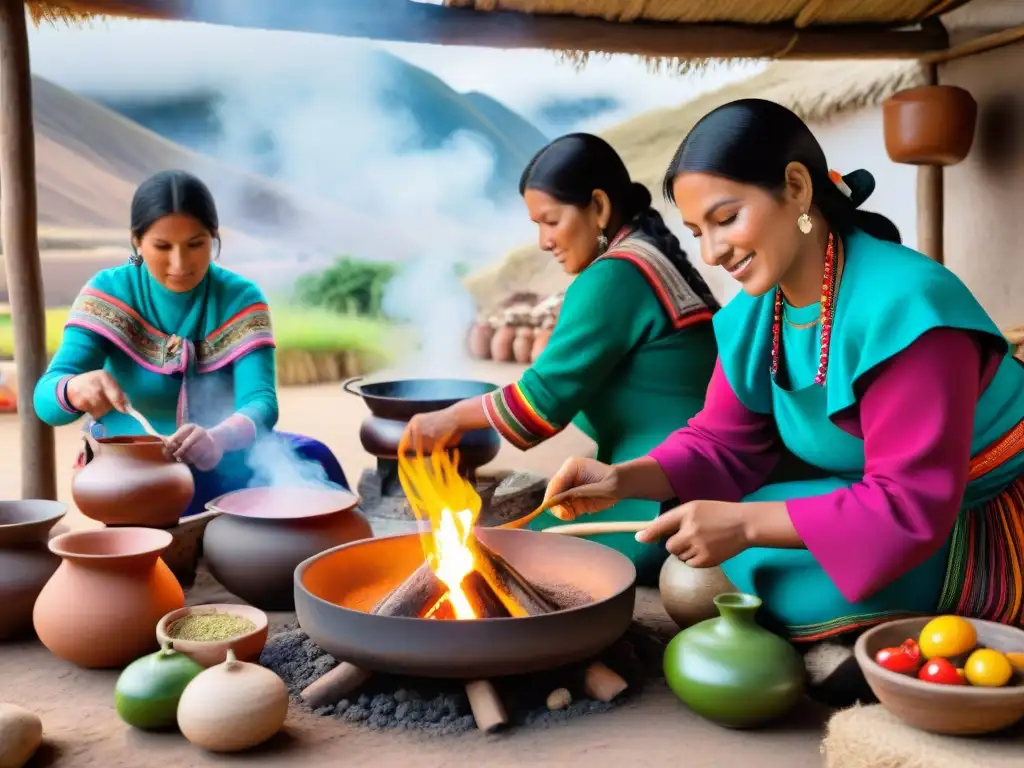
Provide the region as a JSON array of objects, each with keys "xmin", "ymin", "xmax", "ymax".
[
  {"xmin": 917, "ymin": 658, "xmax": 965, "ymax": 686},
  {"xmin": 874, "ymin": 638, "xmax": 922, "ymax": 675}
]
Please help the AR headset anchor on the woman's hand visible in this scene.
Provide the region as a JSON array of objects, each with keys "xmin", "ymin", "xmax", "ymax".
[
  {"xmin": 403, "ymin": 408, "xmax": 463, "ymax": 453},
  {"xmin": 541, "ymin": 457, "xmax": 621, "ymax": 521},
  {"xmin": 66, "ymin": 370, "xmax": 129, "ymax": 419},
  {"xmin": 164, "ymin": 424, "xmax": 223, "ymax": 471},
  {"xmin": 636, "ymin": 500, "xmax": 751, "ymax": 567}
]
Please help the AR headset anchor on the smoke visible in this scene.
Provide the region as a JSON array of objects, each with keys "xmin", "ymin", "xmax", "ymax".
[
  {"xmin": 244, "ymin": 432, "xmax": 342, "ymax": 491},
  {"xmin": 201, "ymin": 44, "xmax": 533, "ymax": 376}
]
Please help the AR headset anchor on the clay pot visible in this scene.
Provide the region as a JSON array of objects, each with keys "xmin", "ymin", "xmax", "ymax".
[
  {"xmin": 659, "ymin": 556, "xmax": 736, "ymax": 629},
  {"xmin": 467, "ymin": 322, "xmax": 494, "ymax": 359},
  {"xmin": 156, "ymin": 604, "xmax": 269, "ymax": 668},
  {"xmin": 33, "ymin": 527, "xmax": 185, "ymax": 669},
  {"xmin": 177, "ymin": 649, "xmax": 289, "ymax": 753},
  {"xmin": 663, "ymin": 592, "xmax": 805, "ymax": 728},
  {"xmin": 531, "ymin": 327, "xmax": 553, "ymax": 362},
  {"xmin": 512, "ymin": 326, "xmax": 534, "ymax": 364},
  {"xmin": 203, "ymin": 486, "xmax": 373, "ymax": 611},
  {"xmin": 882, "ymin": 85, "xmax": 977, "ymax": 166},
  {"xmin": 72, "ymin": 436, "xmax": 194, "ymax": 528},
  {"xmin": 0, "ymin": 500, "xmax": 66, "ymax": 641},
  {"xmin": 490, "ymin": 325, "xmax": 515, "ymax": 363}
]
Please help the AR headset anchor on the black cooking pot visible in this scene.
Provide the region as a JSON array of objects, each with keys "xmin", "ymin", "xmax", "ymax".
[
  {"xmin": 342, "ymin": 377, "xmax": 502, "ymax": 467},
  {"xmin": 342, "ymin": 377, "xmax": 499, "ymax": 421}
]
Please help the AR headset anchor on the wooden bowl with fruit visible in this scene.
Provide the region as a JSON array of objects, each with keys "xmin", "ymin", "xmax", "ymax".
[{"xmin": 854, "ymin": 615, "xmax": 1024, "ymax": 735}]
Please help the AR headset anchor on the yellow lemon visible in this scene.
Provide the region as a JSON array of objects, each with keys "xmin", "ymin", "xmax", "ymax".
[
  {"xmin": 918, "ymin": 615, "xmax": 977, "ymax": 659},
  {"xmin": 964, "ymin": 649, "xmax": 1014, "ymax": 687}
]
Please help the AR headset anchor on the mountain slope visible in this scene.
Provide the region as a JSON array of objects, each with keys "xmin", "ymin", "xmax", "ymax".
[
  {"xmin": 22, "ymin": 76, "xmax": 418, "ymax": 259},
  {"xmin": 95, "ymin": 49, "xmax": 549, "ymax": 203}
]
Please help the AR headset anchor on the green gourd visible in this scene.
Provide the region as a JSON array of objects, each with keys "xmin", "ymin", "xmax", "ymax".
[
  {"xmin": 663, "ymin": 592, "xmax": 805, "ymax": 728},
  {"xmin": 115, "ymin": 642, "xmax": 204, "ymax": 730}
]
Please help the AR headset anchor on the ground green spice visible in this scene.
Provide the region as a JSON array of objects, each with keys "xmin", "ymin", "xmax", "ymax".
[{"xmin": 168, "ymin": 614, "xmax": 257, "ymax": 642}]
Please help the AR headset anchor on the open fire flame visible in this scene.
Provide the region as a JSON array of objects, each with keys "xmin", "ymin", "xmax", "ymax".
[{"xmin": 398, "ymin": 439, "xmax": 482, "ymax": 620}]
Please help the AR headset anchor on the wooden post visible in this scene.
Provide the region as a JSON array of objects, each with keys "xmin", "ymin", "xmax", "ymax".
[
  {"xmin": 0, "ymin": 0, "xmax": 56, "ymax": 500},
  {"xmin": 915, "ymin": 64, "xmax": 944, "ymax": 265}
]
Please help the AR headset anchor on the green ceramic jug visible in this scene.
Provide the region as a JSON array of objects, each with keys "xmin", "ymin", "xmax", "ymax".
[{"xmin": 663, "ymin": 592, "xmax": 805, "ymax": 728}]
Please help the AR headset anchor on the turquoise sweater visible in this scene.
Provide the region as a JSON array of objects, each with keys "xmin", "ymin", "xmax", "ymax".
[{"xmin": 34, "ymin": 263, "xmax": 278, "ymax": 438}]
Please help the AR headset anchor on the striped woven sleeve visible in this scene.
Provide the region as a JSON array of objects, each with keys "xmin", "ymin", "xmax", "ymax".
[{"xmin": 482, "ymin": 382, "xmax": 562, "ymax": 450}]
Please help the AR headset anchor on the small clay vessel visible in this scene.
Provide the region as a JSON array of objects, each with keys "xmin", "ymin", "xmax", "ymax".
[
  {"xmin": 883, "ymin": 84, "xmax": 978, "ymax": 166},
  {"xmin": 0, "ymin": 500, "xmax": 66, "ymax": 641},
  {"xmin": 663, "ymin": 592, "xmax": 805, "ymax": 728},
  {"xmin": 659, "ymin": 556, "xmax": 736, "ymax": 629},
  {"xmin": 203, "ymin": 486, "xmax": 372, "ymax": 611},
  {"xmin": 72, "ymin": 436, "xmax": 194, "ymax": 528},
  {"xmin": 177, "ymin": 649, "xmax": 289, "ymax": 753},
  {"xmin": 531, "ymin": 326, "xmax": 553, "ymax": 362},
  {"xmin": 467, "ymin": 322, "xmax": 494, "ymax": 359},
  {"xmin": 33, "ymin": 527, "xmax": 185, "ymax": 669},
  {"xmin": 156, "ymin": 604, "xmax": 269, "ymax": 668},
  {"xmin": 512, "ymin": 326, "xmax": 534, "ymax": 364},
  {"xmin": 490, "ymin": 325, "xmax": 515, "ymax": 363}
]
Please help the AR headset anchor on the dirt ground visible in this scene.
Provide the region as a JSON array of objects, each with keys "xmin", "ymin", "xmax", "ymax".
[{"xmin": 0, "ymin": 361, "xmax": 830, "ymax": 767}]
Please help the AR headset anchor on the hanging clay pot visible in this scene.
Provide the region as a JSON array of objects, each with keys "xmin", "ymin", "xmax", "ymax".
[
  {"xmin": 203, "ymin": 486, "xmax": 372, "ymax": 611},
  {"xmin": 512, "ymin": 326, "xmax": 534, "ymax": 364},
  {"xmin": 663, "ymin": 592, "xmax": 805, "ymax": 728},
  {"xmin": 72, "ymin": 436, "xmax": 194, "ymax": 528},
  {"xmin": 659, "ymin": 555, "xmax": 737, "ymax": 630},
  {"xmin": 0, "ymin": 500, "xmax": 65, "ymax": 641},
  {"xmin": 882, "ymin": 85, "xmax": 978, "ymax": 166},
  {"xmin": 177, "ymin": 649, "xmax": 289, "ymax": 753},
  {"xmin": 467, "ymin": 322, "xmax": 494, "ymax": 360},
  {"xmin": 490, "ymin": 325, "xmax": 515, "ymax": 363},
  {"xmin": 33, "ymin": 527, "xmax": 185, "ymax": 669},
  {"xmin": 531, "ymin": 326, "xmax": 553, "ymax": 362}
]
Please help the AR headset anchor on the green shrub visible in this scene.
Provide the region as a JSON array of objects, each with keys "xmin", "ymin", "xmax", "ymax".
[{"xmin": 293, "ymin": 256, "xmax": 400, "ymax": 317}]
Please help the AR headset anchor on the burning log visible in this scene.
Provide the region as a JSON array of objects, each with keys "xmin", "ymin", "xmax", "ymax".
[
  {"xmin": 470, "ymin": 538, "xmax": 557, "ymax": 617},
  {"xmin": 372, "ymin": 562, "xmax": 447, "ymax": 618},
  {"xmin": 462, "ymin": 570, "xmax": 512, "ymax": 619}
]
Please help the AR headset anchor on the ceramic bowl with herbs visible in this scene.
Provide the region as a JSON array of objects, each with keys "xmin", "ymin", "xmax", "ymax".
[
  {"xmin": 156, "ymin": 603, "xmax": 268, "ymax": 668},
  {"xmin": 854, "ymin": 615, "xmax": 1024, "ymax": 735}
]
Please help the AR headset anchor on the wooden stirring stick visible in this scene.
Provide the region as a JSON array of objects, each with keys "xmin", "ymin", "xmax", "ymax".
[
  {"xmin": 542, "ymin": 520, "xmax": 651, "ymax": 537},
  {"xmin": 126, "ymin": 405, "xmax": 163, "ymax": 439}
]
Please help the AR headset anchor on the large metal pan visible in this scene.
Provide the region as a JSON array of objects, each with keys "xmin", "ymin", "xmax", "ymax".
[
  {"xmin": 294, "ymin": 528, "xmax": 636, "ymax": 679},
  {"xmin": 341, "ymin": 376, "xmax": 498, "ymax": 421}
]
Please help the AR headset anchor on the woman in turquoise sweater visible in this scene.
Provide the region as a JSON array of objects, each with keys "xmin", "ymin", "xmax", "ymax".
[{"xmin": 34, "ymin": 170, "xmax": 348, "ymax": 517}]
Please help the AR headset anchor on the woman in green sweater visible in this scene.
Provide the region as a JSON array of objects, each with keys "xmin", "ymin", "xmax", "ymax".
[
  {"xmin": 34, "ymin": 170, "xmax": 350, "ymax": 518},
  {"xmin": 404, "ymin": 133, "xmax": 720, "ymax": 583}
]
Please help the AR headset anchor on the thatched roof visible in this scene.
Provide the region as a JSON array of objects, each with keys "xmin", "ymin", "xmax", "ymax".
[
  {"xmin": 26, "ymin": 0, "xmax": 971, "ymax": 60},
  {"xmin": 464, "ymin": 58, "xmax": 925, "ymax": 309},
  {"xmin": 26, "ymin": 0, "xmax": 171, "ymax": 25}
]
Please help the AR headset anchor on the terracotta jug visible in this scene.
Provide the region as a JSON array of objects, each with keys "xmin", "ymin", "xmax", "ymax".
[
  {"xmin": 663, "ymin": 593, "xmax": 805, "ymax": 728},
  {"xmin": 73, "ymin": 436, "xmax": 194, "ymax": 528},
  {"xmin": 0, "ymin": 500, "xmax": 66, "ymax": 640},
  {"xmin": 203, "ymin": 486, "xmax": 373, "ymax": 611},
  {"xmin": 33, "ymin": 527, "xmax": 185, "ymax": 668},
  {"xmin": 531, "ymin": 327, "xmax": 553, "ymax": 362},
  {"xmin": 467, "ymin": 322, "xmax": 494, "ymax": 359},
  {"xmin": 512, "ymin": 326, "xmax": 534, "ymax": 364},
  {"xmin": 490, "ymin": 325, "xmax": 515, "ymax": 363}
]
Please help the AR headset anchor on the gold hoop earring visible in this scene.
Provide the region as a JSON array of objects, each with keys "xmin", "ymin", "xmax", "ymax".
[{"xmin": 797, "ymin": 213, "xmax": 813, "ymax": 235}]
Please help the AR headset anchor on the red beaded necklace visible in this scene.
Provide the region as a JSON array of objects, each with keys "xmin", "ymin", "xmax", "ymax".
[{"xmin": 770, "ymin": 231, "xmax": 839, "ymax": 386}]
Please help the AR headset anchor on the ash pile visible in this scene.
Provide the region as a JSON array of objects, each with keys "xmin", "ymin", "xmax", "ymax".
[{"xmin": 262, "ymin": 624, "xmax": 665, "ymax": 735}]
